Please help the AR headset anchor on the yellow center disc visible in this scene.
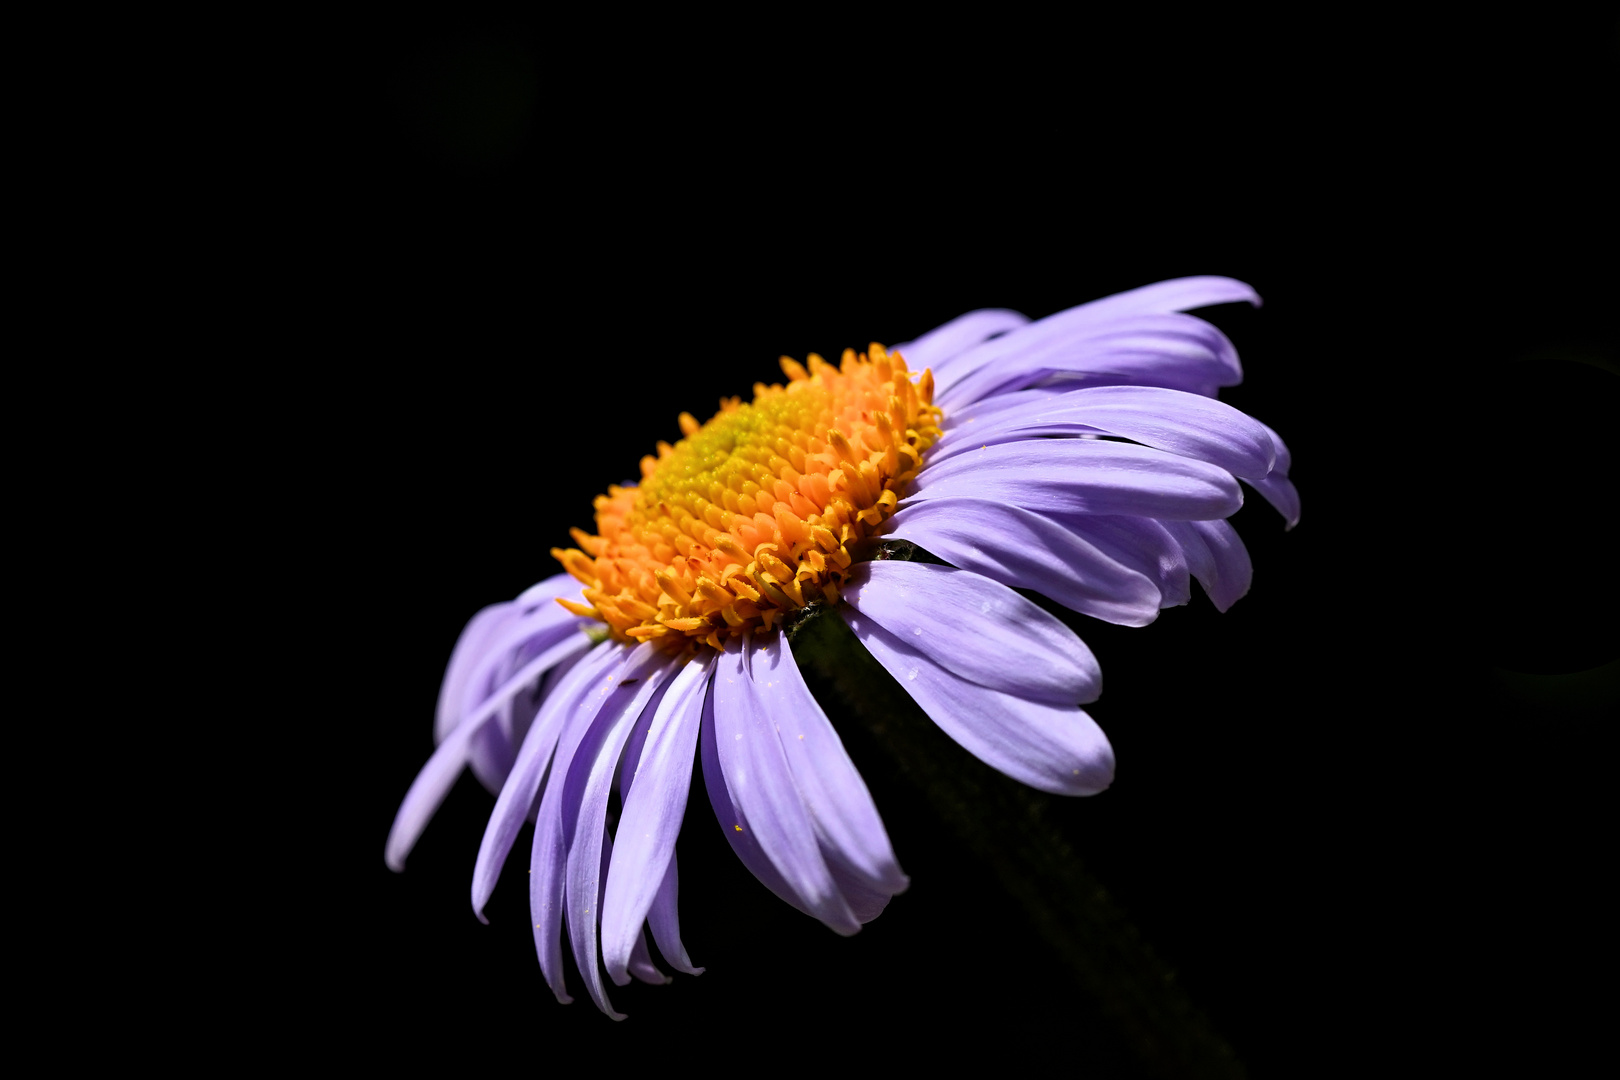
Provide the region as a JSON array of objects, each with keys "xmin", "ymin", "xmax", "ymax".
[{"xmin": 552, "ymin": 344, "xmax": 943, "ymax": 651}]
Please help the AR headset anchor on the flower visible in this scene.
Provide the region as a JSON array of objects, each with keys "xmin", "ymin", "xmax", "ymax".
[{"xmin": 385, "ymin": 275, "xmax": 1299, "ymax": 1018}]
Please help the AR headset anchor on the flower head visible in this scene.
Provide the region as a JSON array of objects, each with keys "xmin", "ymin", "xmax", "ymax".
[{"xmin": 386, "ymin": 276, "xmax": 1299, "ymax": 1018}]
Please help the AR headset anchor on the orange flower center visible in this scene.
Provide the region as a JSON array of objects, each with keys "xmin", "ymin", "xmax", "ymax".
[{"xmin": 552, "ymin": 344, "xmax": 942, "ymax": 652}]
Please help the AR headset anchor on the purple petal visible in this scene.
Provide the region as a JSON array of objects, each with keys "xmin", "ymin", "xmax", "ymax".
[
  {"xmin": 529, "ymin": 641, "xmax": 642, "ymax": 1005},
  {"xmin": 904, "ymin": 438, "xmax": 1243, "ymax": 521},
  {"xmin": 891, "ymin": 308, "xmax": 1031, "ymax": 370},
  {"xmin": 1249, "ymin": 474, "xmax": 1301, "ymax": 529},
  {"xmin": 561, "ymin": 649, "xmax": 679, "ymax": 1018},
  {"xmin": 931, "ymin": 385, "xmax": 1276, "ymax": 480},
  {"xmin": 648, "ymin": 851, "xmax": 703, "ymax": 976},
  {"xmin": 710, "ymin": 636, "xmax": 859, "ymax": 935},
  {"xmin": 928, "ymin": 276, "xmax": 1256, "ymax": 385},
  {"xmin": 1046, "ymin": 513, "xmax": 1193, "ymax": 610},
  {"xmin": 934, "ymin": 313, "xmax": 1244, "ymax": 409},
  {"xmin": 433, "ymin": 602, "xmax": 515, "ymax": 744},
  {"xmin": 885, "ymin": 497, "xmax": 1162, "ymax": 627},
  {"xmin": 843, "ymin": 560, "xmax": 1101, "ymax": 705},
  {"xmin": 1260, "ymin": 419, "xmax": 1293, "ymax": 477},
  {"xmin": 385, "ymin": 632, "xmax": 599, "ymax": 873},
  {"xmin": 466, "ymin": 634, "xmax": 593, "ymax": 794},
  {"xmin": 936, "ymin": 386, "xmax": 1069, "ymax": 431},
  {"xmin": 465, "ymin": 709, "xmax": 517, "ymax": 796},
  {"xmin": 1161, "ymin": 519, "xmax": 1253, "ymax": 612},
  {"xmin": 1249, "ymin": 420, "xmax": 1300, "ymax": 528},
  {"xmin": 514, "ymin": 571, "xmax": 588, "ymax": 612},
  {"xmin": 469, "ymin": 640, "xmax": 617, "ymax": 922},
  {"xmin": 830, "ymin": 859, "xmax": 896, "ymax": 925},
  {"xmin": 626, "ymin": 920, "xmax": 669, "ymax": 985},
  {"xmin": 436, "ymin": 573, "xmax": 587, "ymax": 744},
  {"xmin": 1053, "ymin": 275, "xmax": 1260, "ymax": 322},
  {"xmin": 700, "ymin": 670, "xmax": 819, "ymax": 922},
  {"xmin": 454, "ymin": 604, "xmax": 590, "ymax": 723},
  {"xmin": 601, "ymin": 655, "xmax": 714, "ymax": 985},
  {"xmin": 753, "ymin": 633, "xmax": 907, "ymax": 895},
  {"xmin": 843, "ymin": 608, "xmax": 1115, "ymax": 796}
]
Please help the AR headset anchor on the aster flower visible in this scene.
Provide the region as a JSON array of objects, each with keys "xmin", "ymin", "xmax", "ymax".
[{"xmin": 385, "ymin": 275, "xmax": 1299, "ymax": 1018}]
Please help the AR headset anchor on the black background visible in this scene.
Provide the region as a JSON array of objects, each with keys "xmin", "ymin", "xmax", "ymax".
[{"xmin": 288, "ymin": 16, "xmax": 1615, "ymax": 1076}]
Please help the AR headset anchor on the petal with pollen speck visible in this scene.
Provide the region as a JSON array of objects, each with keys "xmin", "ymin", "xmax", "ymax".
[
  {"xmin": 750, "ymin": 631, "xmax": 908, "ymax": 896},
  {"xmin": 710, "ymin": 636, "xmax": 859, "ymax": 935}
]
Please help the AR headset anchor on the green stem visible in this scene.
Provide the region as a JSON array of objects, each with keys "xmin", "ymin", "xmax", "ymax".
[{"xmin": 789, "ymin": 602, "xmax": 1247, "ymax": 1080}]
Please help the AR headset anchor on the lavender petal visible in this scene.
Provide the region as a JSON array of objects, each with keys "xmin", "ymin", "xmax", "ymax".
[
  {"xmin": 843, "ymin": 560, "xmax": 1101, "ymax": 705},
  {"xmin": 646, "ymin": 851, "xmax": 703, "ymax": 976},
  {"xmin": 754, "ymin": 633, "xmax": 908, "ymax": 895},
  {"xmin": 845, "ymin": 607, "xmax": 1115, "ymax": 795},
  {"xmin": 529, "ymin": 642, "xmax": 642, "ymax": 1005},
  {"xmin": 1249, "ymin": 473, "xmax": 1302, "ymax": 529},
  {"xmin": 711, "ymin": 636, "xmax": 859, "ymax": 934},
  {"xmin": 699, "ymin": 670, "xmax": 819, "ymax": 922},
  {"xmin": 931, "ymin": 385, "xmax": 1276, "ymax": 480},
  {"xmin": 904, "ymin": 438, "xmax": 1243, "ymax": 522},
  {"xmin": 885, "ymin": 497, "xmax": 1162, "ymax": 626},
  {"xmin": 385, "ymin": 632, "xmax": 599, "ymax": 873},
  {"xmin": 1046, "ymin": 513, "xmax": 1194, "ymax": 610},
  {"xmin": 891, "ymin": 308, "xmax": 1031, "ymax": 370},
  {"xmin": 601, "ymin": 656, "xmax": 713, "ymax": 985},
  {"xmin": 1162, "ymin": 519, "xmax": 1253, "ymax": 612},
  {"xmin": 561, "ymin": 649, "xmax": 678, "ymax": 1018},
  {"xmin": 469, "ymin": 640, "xmax": 616, "ymax": 921},
  {"xmin": 935, "ymin": 313, "xmax": 1244, "ymax": 409},
  {"xmin": 433, "ymin": 601, "xmax": 516, "ymax": 744}
]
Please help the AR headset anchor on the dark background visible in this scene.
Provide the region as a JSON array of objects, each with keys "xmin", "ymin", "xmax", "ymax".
[{"xmin": 291, "ymin": 16, "xmax": 1615, "ymax": 1076}]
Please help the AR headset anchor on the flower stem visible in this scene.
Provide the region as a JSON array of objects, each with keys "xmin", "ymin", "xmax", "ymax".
[{"xmin": 790, "ymin": 605, "xmax": 1247, "ymax": 1080}]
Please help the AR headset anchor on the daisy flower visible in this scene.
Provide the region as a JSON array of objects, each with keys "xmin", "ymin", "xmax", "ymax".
[{"xmin": 385, "ymin": 275, "xmax": 1299, "ymax": 1018}]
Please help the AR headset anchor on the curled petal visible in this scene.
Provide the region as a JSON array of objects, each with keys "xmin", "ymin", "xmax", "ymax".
[
  {"xmin": 885, "ymin": 497, "xmax": 1162, "ymax": 627},
  {"xmin": 753, "ymin": 633, "xmax": 907, "ymax": 895},
  {"xmin": 625, "ymin": 917, "xmax": 669, "ymax": 985},
  {"xmin": 710, "ymin": 637, "xmax": 858, "ymax": 935},
  {"xmin": 891, "ymin": 308, "xmax": 1031, "ymax": 370},
  {"xmin": 1161, "ymin": 519, "xmax": 1253, "ymax": 612},
  {"xmin": 455, "ymin": 605, "xmax": 591, "ymax": 725},
  {"xmin": 561, "ymin": 649, "xmax": 679, "ymax": 1018},
  {"xmin": 1249, "ymin": 419, "xmax": 1300, "ymax": 528},
  {"xmin": 1055, "ymin": 275, "xmax": 1260, "ymax": 321},
  {"xmin": 386, "ymin": 632, "xmax": 597, "ymax": 873},
  {"xmin": 647, "ymin": 852, "xmax": 702, "ymax": 976},
  {"xmin": 466, "ymin": 635, "xmax": 592, "ymax": 793},
  {"xmin": 529, "ymin": 642, "xmax": 647, "ymax": 1005},
  {"xmin": 1249, "ymin": 473, "xmax": 1301, "ymax": 530},
  {"xmin": 515, "ymin": 571, "xmax": 588, "ymax": 612},
  {"xmin": 469, "ymin": 640, "xmax": 615, "ymax": 921},
  {"xmin": 601, "ymin": 655, "xmax": 714, "ymax": 985},
  {"xmin": 843, "ymin": 560, "xmax": 1101, "ymax": 705},
  {"xmin": 935, "ymin": 312, "xmax": 1244, "ymax": 409},
  {"xmin": 436, "ymin": 573, "xmax": 588, "ymax": 744},
  {"xmin": 930, "ymin": 274, "xmax": 1256, "ymax": 387},
  {"xmin": 844, "ymin": 608, "xmax": 1115, "ymax": 796},
  {"xmin": 434, "ymin": 602, "xmax": 517, "ymax": 744},
  {"xmin": 700, "ymin": 671, "xmax": 819, "ymax": 922},
  {"xmin": 904, "ymin": 438, "xmax": 1243, "ymax": 522},
  {"xmin": 932, "ymin": 385, "xmax": 1276, "ymax": 480}
]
